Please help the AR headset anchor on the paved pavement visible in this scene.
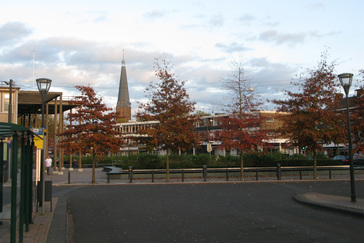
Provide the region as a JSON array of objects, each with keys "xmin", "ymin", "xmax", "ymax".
[{"xmin": 1, "ymin": 167, "xmax": 364, "ymax": 242}]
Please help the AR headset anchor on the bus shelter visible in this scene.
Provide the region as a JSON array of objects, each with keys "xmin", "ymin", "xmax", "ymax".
[{"xmin": 0, "ymin": 122, "xmax": 37, "ymax": 243}]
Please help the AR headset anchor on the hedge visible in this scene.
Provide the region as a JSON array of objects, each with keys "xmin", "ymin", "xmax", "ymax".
[{"xmin": 60, "ymin": 152, "xmax": 342, "ymax": 169}]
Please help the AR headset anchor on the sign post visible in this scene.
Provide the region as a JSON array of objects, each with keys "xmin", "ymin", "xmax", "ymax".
[{"xmin": 32, "ymin": 128, "xmax": 45, "ymax": 212}]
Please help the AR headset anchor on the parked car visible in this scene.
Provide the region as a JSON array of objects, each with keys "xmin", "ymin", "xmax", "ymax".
[{"xmin": 333, "ymin": 155, "xmax": 349, "ymax": 164}]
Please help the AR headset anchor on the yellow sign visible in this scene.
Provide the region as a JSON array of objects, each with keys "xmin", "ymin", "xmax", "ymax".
[{"xmin": 34, "ymin": 135, "xmax": 44, "ymax": 149}]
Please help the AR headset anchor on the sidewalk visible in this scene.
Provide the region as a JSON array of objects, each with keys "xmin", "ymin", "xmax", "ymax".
[
  {"xmin": 294, "ymin": 192, "xmax": 364, "ymax": 217},
  {"xmin": 1, "ymin": 167, "xmax": 364, "ymax": 243}
]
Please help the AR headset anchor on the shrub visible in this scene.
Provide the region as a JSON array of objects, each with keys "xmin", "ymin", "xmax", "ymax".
[{"xmin": 60, "ymin": 151, "xmax": 342, "ymax": 169}]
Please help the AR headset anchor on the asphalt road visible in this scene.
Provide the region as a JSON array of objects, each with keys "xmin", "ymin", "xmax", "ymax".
[{"xmin": 55, "ymin": 181, "xmax": 364, "ymax": 243}]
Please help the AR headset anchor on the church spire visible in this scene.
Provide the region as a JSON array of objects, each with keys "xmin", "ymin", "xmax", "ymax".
[{"xmin": 116, "ymin": 50, "xmax": 131, "ymax": 122}]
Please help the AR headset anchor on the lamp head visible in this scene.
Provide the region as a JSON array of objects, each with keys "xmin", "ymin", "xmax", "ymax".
[
  {"xmin": 338, "ymin": 73, "xmax": 353, "ymax": 96},
  {"xmin": 36, "ymin": 78, "xmax": 52, "ymax": 94}
]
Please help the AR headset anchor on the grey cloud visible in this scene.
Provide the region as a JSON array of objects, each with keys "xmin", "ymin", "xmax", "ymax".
[
  {"xmin": 215, "ymin": 42, "xmax": 252, "ymax": 53},
  {"xmin": 208, "ymin": 14, "xmax": 224, "ymax": 28},
  {"xmin": 310, "ymin": 31, "xmax": 340, "ymax": 38},
  {"xmin": 249, "ymin": 58, "xmax": 296, "ymax": 88},
  {"xmin": 0, "ymin": 31, "xmax": 226, "ymax": 114},
  {"xmin": 248, "ymin": 57, "xmax": 271, "ymax": 68},
  {"xmin": 143, "ymin": 10, "xmax": 166, "ymax": 20},
  {"xmin": 0, "ymin": 22, "xmax": 32, "ymax": 45},
  {"xmin": 0, "ymin": 40, "xmax": 60, "ymax": 64},
  {"xmin": 0, "ymin": 30, "xmax": 299, "ymax": 114},
  {"xmin": 0, "ymin": 37, "xmax": 94, "ymax": 64},
  {"xmin": 259, "ymin": 30, "xmax": 306, "ymax": 45},
  {"xmin": 237, "ymin": 14, "xmax": 255, "ymax": 23}
]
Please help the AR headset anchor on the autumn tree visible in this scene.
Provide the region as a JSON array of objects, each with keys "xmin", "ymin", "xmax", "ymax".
[
  {"xmin": 352, "ymin": 70, "xmax": 364, "ymax": 153},
  {"xmin": 58, "ymin": 85, "xmax": 123, "ymax": 183},
  {"xmin": 273, "ymin": 52, "xmax": 346, "ymax": 179},
  {"xmin": 136, "ymin": 59, "xmax": 200, "ymax": 182},
  {"xmin": 218, "ymin": 59, "xmax": 267, "ymax": 180}
]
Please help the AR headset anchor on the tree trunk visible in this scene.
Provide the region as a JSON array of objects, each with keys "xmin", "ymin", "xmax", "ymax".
[
  {"xmin": 240, "ymin": 150, "xmax": 244, "ymax": 180},
  {"xmin": 166, "ymin": 148, "xmax": 170, "ymax": 182},
  {"xmin": 70, "ymin": 154, "xmax": 73, "ymax": 170},
  {"xmin": 313, "ymin": 150, "xmax": 317, "ymax": 179},
  {"xmin": 92, "ymin": 150, "xmax": 96, "ymax": 183},
  {"xmin": 78, "ymin": 150, "xmax": 82, "ymax": 171}
]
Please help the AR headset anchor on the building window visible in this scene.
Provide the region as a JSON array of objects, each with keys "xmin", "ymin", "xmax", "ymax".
[
  {"xmin": 0, "ymin": 93, "xmax": 9, "ymax": 113},
  {"xmin": 266, "ymin": 117, "xmax": 274, "ymax": 123}
]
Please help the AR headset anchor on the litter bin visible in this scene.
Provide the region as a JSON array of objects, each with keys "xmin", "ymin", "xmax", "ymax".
[{"xmin": 37, "ymin": 180, "xmax": 52, "ymax": 211}]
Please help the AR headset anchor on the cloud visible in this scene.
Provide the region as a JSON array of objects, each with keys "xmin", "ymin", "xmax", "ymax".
[
  {"xmin": 310, "ymin": 31, "xmax": 340, "ymax": 38},
  {"xmin": 0, "ymin": 31, "xmax": 182, "ymax": 107},
  {"xmin": 215, "ymin": 42, "xmax": 252, "ymax": 53},
  {"xmin": 258, "ymin": 29, "xmax": 340, "ymax": 45},
  {"xmin": 0, "ymin": 22, "xmax": 32, "ymax": 45},
  {"xmin": 143, "ymin": 10, "xmax": 167, "ymax": 20},
  {"xmin": 0, "ymin": 20, "xmax": 307, "ymax": 115},
  {"xmin": 306, "ymin": 3, "xmax": 325, "ymax": 10},
  {"xmin": 259, "ymin": 30, "xmax": 306, "ymax": 45},
  {"xmin": 237, "ymin": 14, "xmax": 255, "ymax": 23},
  {"xmin": 92, "ymin": 12, "xmax": 109, "ymax": 23},
  {"xmin": 248, "ymin": 57, "xmax": 297, "ymax": 94},
  {"xmin": 0, "ymin": 38, "xmax": 95, "ymax": 64},
  {"xmin": 208, "ymin": 14, "xmax": 224, "ymax": 28},
  {"xmin": 0, "ymin": 24, "xmax": 298, "ymax": 115}
]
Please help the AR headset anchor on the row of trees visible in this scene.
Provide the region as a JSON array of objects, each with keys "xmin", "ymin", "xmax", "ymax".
[{"xmin": 58, "ymin": 54, "xmax": 363, "ymax": 182}]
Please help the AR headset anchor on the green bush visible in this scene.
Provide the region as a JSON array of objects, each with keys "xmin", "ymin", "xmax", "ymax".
[
  {"xmin": 277, "ymin": 159, "xmax": 342, "ymax": 166},
  {"xmin": 60, "ymin": 151, "xmax": 343, "ymax": 169}
]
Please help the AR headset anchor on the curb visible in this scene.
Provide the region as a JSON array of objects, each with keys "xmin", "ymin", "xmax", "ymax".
[{"xmin": 293, "ymin": 192, "xmax": 364, "ymax": 218}]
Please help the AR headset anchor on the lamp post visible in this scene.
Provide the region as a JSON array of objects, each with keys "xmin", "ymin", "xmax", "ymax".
[
  {"xmin": 3, "ymin": 79, "xmax": 14, "ymax": 123},
  {"xmin": 36, "ymin": 78, "xmax": 52, "ymax": 209},
  {"xmin": 1, "ymin": 79, "xmax": 14, "ymax": 183},
  {"xmin": 338, "ymin": 73, "xmax": 356, "ymax": 202},
  {"xmin": 37, "ymin": 78, "xmax": 52, "ymax": 128}
]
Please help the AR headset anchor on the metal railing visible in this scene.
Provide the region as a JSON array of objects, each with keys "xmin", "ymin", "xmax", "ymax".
[{"xmin": 105, "ymin": 165, "xmax": 364, "ymax": 183}]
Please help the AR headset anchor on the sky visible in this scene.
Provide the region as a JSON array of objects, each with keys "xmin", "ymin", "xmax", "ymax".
[{"xmin": 0, "ymin": 0, "xmax": 363, "ymax": 117}]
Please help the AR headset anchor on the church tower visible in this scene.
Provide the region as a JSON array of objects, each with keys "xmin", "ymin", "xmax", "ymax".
[{"xmin": 116, "ymin": 52, "xmax": 131, "ymax": 122}]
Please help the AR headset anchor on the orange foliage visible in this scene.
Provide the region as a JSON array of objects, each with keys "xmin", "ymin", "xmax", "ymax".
[
  {"xmin": 58, "ymin": 85, "xmax": 123, "ymax": 158},
  {"xmin": 136, "ymin": 58, "xmax": 200, "ymax": 153}
]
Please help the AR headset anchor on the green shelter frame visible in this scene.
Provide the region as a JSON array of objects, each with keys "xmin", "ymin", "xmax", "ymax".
[{"xmin": 0, "ymin": 122, "xmax": 37, "ymax": 243}]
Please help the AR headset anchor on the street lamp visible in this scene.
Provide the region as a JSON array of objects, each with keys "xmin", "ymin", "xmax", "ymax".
[
  {"xmin": 36, "ymin": 78, "xmax": 52, "ymax": 210},
  {"xmin": 36, "ymin": 78, "xmax": 52, "ymax": 127},
  {"xmin": 338, "ymin": 73, "xmax": 356, "ymax": 202}
]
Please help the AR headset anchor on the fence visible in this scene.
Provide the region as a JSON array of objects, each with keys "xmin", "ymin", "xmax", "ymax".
[{"xmin": 105, "ymin": 165, "xmax": 364, "ymax": 183}]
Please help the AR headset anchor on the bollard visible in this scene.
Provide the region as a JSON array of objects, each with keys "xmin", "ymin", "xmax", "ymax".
[
  {"xmin": 256, "ymin": 169, "xmax": 259, "ymax": 181},
  {"xmin": 182, "ymin": 170, "xmax": 185, "ymax": 182},
  {"xmin": 68, "ymin": 171, "xmax": 71, "ymax": 184},
  {"xmin": 107, "ymin": 171, "xmax": 110, "ymax": 183},
  {"xmin": 299, "ymin": 168, "xmax": 302, "ymax": 180},
  {"xmin": 152, "ymin": 170, "xmax": 154, "ymax": 183},
  {"xmin": 329, "ymin": 167, "xmax": 332, "ymax": 179},
  {"xmin": 128, "ymin": 166, "xmax": 133, "ymax": 183},
  {"xmin": 226, "ymin": 169, "xmax": 229, "ymax": 181},
  {"xmin": 203, "ymin": 165, "xmax": 207, "ymax": 182},
  {"xmin": 276, "ymin": 163, "xmax": 281, "ymax": 180}
]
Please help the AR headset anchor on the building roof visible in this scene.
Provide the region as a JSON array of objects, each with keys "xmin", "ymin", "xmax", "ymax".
[{"xmin": 18, "ymin": 91, "xmax": 77, "ymax": 115}]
